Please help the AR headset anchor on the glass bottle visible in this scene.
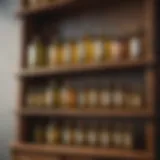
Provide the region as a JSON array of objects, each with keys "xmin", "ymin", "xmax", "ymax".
[
  {"xmin": 87, "ymin": 121, "xmax": 98, "ymax": 146},
  {"xmin": 112, "ymin": 82, "xmax": 124, "ymax": 110},
  {"xmin": 104, "ymin": 38, "xmax": 112, "ymax": 61},
  {"xmin": 27, "ymin": 37, "xmax": 37, "ymax": 68},
  {"xmin": 46, "ymin": 120, "xmax": 60, "ymax": 145},
  {"xmin": 99, "ymin": 81, "xmax": 111, "ymax": 109},
  {"xmin": 122, "ymin": 123, "xmax": 133, "ymax": 149},
  {"xmin": 48, "ymin": 40, "xmax": 58, "ymax": 67},
  {"xmin": 33, "ymin": 124, "xmax": 45, "ymax": 144},
  {"xmin": 99, "ymin": 122, "xmax": 110, "ymax": 148},
  {"xmin": 112, "ymin": 123, "xmax": 123, "ymax": 148},
  {"xmin": 45, "ymin": 81, "xmax": 58, "ymax": 108},
  {"xmin": 62, "ymin": 40, "xmax": 72, "ymax": 65},
  {"xmin": 74, "ymin": 120, "xmax": 85, "ymax": 146},
  {"xmin": 35, "ymin": 37, "xmax": 46, "ymax": 67},
  {"xmin": 61, "ymin": 121, "xmax": 73, "ymax": 145}
]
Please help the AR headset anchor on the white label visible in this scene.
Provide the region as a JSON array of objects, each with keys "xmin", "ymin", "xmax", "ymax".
[
  {"xmin": 100, "ymin": 91, "xmax": 111, "ymax": 107},
  {"xmin": 113, "ymin": 132, "xmax": 122, "ymax": 146},
  {"xmin": 77, "ymin": 41, "xmax": 85, "ymax": 62},
  {"xmin": 48, "ymin": 45, "xmax": 57, "ymax": 66},
  {"xmin": 113, "ymin": 91, "xmax": 123, "ymax": 107},
  {"xmin": 28, "ymin": 44, "xmax": 36, "ymax": 67},
  {"xmin": 63, "ymin": 43, "xmax": 71, "ymax": 63},
  {"xmin": 88, "ymin": 131, "xmax": 96, "ymax": 145},
  {"xmin": 75, "ymin": 130, "xmax": 84, "ymax": 144},
  {"xmin": 129, "ymin": 38, "xmax": 141, "ymax": 59},
  {"xmin": 94, "ymin": 40, "xmax": 103, "ymax": 62},
  {"xmin": 88, "ymin": 91, "xmax": 98, "ymax": 106},
  {"xmin": 100, "ymin": 132, "xmax": 110, "ymax": 146},
  {"xmin": 111, "ymin": 41, "xmax": 121, "ymax": 59}
]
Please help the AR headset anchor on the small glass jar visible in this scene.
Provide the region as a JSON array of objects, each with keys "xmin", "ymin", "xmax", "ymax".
[
  {"xmin": 61, "ymin": 121, "xmax": 73, "ymax": 145},
  {"xmin": 74, "ymin": 120, "xmax": 85, "ymax": 146},
  {"xmin": 122, "ymin": 124, "xmax": 133, "ymax": 149},
  {"xmin": 45, "ymin": 120, "xmax": 60, "ymax": 145},
  {"xmin": 45, "ymin": 81, "xmax": 58, "ymax": 108},
  {"xmin": 99, "ymin": 122, "xmax": 110, "ymax": 148},
  {"xmin": 99, "ymin": 81, "xmax": 111, "ymax": 109},
  {"xmin": 112, "ymin": 82, "xmax": 125, "ymax": 110},
  {"xmin": 48, "ymin": 40, "xmax": 58, "ymax": 67},
  {"xmin": 87, "ymin": 88, "xmax": 98, "ymax": 108},
  {"xmin": 87, "ymin": 121, "xmax": 98, "ymax": 146},
  {"xmin": 33, "ymin": 124, "xmax": 45, "ymax": 144},
  {"xmin": 112, "ymin": 123, "xmax": 123, "ymax": 148}
]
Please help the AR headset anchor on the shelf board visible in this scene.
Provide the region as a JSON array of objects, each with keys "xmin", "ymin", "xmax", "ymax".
[
  {"xmin": 18, "ymin": 108, "xmax": 152, "ymax": 118},
  {"xmin": 11, "ymin": 143, "xmax": 153, "ymax": 159},
  {"xmin": 17, "ymin": 0, "xmax": 77, "ymax": 17},
  {"xmin": 18, "ymin": 59, "xmax": 151, "ymax": 78}
]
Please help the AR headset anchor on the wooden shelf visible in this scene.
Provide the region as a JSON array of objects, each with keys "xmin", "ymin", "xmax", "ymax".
[
  {"xmin": 17, "ymin": 0, "xmax": 77, "ymax": 17},
  {"xmin": 18, "ymin": 59, "xmax": 151, "ymax": 78},
  {"xmin": 18, "ymin": 108, "xmax": 152, "ymax": 118},
  {"xmin": 11, "ymin": 143, "xmax": 153, "ymax": 159}
]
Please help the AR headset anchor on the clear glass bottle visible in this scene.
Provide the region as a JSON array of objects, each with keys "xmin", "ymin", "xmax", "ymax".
[
  {"xmin": 61, "ymin": 121, "xmax": 73, "ymax": 145},
  {"xmin": 45, "ymin": 81, "xmax": 58, "ymax": 108},
  {"xmin": 74, "ymin": 120, "xmax": 85, "ymax": 146},
  {"xmin": 99, "ymin": 122, "xmax": 110, "ymax": 148},
  {"xmin": 112, "ymin": 123, "xmax": 123, "ymax": 148},
  {"xmin": 112, "ymin": 82, "xmax": 124, "ymax": 110},
  {"xmin": 45, "ymin": 120, "xmax": 60, "ymax": 145},
  {"xmin": 99, "ymin": 81, "xmax": 111, "ymax": 109},
  {"xmin": 87, "ymin": 121, "xmax": 98, "ymax": 146}
]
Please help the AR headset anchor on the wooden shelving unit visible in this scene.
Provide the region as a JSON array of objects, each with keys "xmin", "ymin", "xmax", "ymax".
[{"xmin": 11, "ymin": 0, "xmax": 159, "ymax": 160}]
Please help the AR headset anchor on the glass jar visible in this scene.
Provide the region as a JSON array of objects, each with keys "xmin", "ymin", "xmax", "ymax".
[
  {"xmin": 59, "ymin": 82, "xmax": 76, "ymax": 109},
  {"xmin": 99, "ymin": 122, "xmax": 110, "ymax": 148},
  {"xmin": 74, "ymin": 120, "xmax": 85, "ymax": 146},
  {"xmin": 112, "ymin": 82, "xmax": 124, "ymax": 110},
  {"xmin": 122, "ymin": 124, "xmax": 133, "ymax": 149},
  {"xmin": 48, "ymin": 40, "xmax": 58, "ymax": 67},
  {"xmin": 77, "ymin": 86, "xmax": 87, "ymax": 109},
  {"xmin": 61, "ymin": 121, "xmax": 73, "ymax": 145},
  {"xmin": 87, "ymin": 88, "xmax": 98, "ymax": 108},
  {"xmin": 129, "ymin": 35, "xmax": 143, "ymax": 60},
  {"xmin": 99, "ymin": 81, "xmax": 111, "ymax": 109},
  {"xmin": 110, "ymin": 38, "xmax": 123, "ymax": 61},
  {"xmin": 87, "ymin": 121, "xmax": 98, "ymax": 146},
  {"xmin": 104, "ymin": 38, "xmax": 112, "ymax": 61},
  {"xmin": 112, "ymin": 123, "xmax": 123, "ymax": 148},
  {"xmin": 45, "ymin": 81, "xmax": 58, "ymax": 108},
  {"xmin": 45, "ymin": 120, "xmax": 60, "ymax": 145},
  {"xmin": 33, "ymin": 124, "xmax": 45, "ymax": 144},
  {"xmin": 61, "ymin": 41, "xmax": 72, "ymax": 65}
]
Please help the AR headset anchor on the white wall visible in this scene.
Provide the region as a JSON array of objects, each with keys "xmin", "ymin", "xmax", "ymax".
[{"xmin": 0, "ymin": 0, "xmax": 20, "ymax": 159}]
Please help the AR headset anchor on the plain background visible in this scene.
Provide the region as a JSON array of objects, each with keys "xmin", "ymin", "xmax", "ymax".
[{"xmin": 0, "ymin": 0, "xmax": 19, "ymax": 159}]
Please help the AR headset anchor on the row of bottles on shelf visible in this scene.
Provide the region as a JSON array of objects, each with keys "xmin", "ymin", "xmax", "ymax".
[
  {"xmin": 27, "ymin": 0, "xmax": 57, "ymax": 8},
  {"xmin": 27, "ymin": 33, "xmax": 144, "ymax": 68},
  {"xmin": 33, "ymin": 120, "xmax": 136, "ymax": 149},
  {"xmin": 26, "ymin": 80, "xmax": 144, "ymax": 110}
]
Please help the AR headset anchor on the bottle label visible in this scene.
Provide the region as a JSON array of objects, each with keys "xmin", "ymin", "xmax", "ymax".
[
  {"xmin": 63, "ymin": 44, "xmax": 71, "ymax": 63},
  {"xmin": 45, "ymin": 88, "xmax": 54, "ymax": 106},
  {"xmin": 46, "ymin": 125, "xmax": 55, "ymax": 143},
  {"xmin": 63, "ymin": 131, "xmax": 71, "ymax": 144},
  {"xmin": 28, "ymin": 45, "xmax": 36, "ymax": 67},
  {"xmin": 48, "ymin": 45, "xmax": 57, "ymax": 66},
  {"xmin": 88, "ymin": 131, "xmax": 96, "ymax": 145},
  {"xmin": 123, "ymin": 133, "xmax": 132, "ymax": 148},
  {"xmin": 100, "ymin": 132, "xmax": 110, "ymax": 146},
  {"xmin": 94, "ymin": 40, "xmax": 103, "ymax": 62},
  {"xmin": 132, "ymin": 95, "xmax": 141, "ymax": 108},
  {"xmin": 129, "ymin": 38, "xmax": 141, "ymax": 58},
  {"xmin": 113, "ymin": 91, "xmax": 123, "ymax": 107},
  {"xmin": 100, "ymin": 91, "xmax": 111, "ymax": 107},
  {"xmin": 111, "ymin": 41, "xmax": 121, "ymax": 60},
  {"xmin": 88, "ymin": 91, "xmax": 98, "ymax": 106},
  {"xmin": 77, "ymin": 41, "xmax": 85, "ymax": 62}
]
